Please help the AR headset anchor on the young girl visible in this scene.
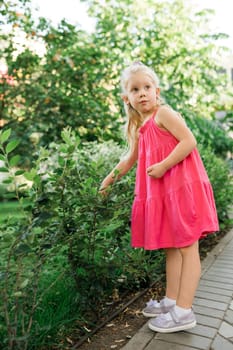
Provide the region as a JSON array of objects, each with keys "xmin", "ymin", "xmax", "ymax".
[{"xmin": 100, "ymin": 62, "xmax": 219, "ymax": 333}]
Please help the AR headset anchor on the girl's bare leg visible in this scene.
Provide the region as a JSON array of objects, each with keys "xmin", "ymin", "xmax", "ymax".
[
  {"xmin": 165, "ymin": 248, "xmax": 182, "ymax": 300},
  {"xmin": 148, "ymin": 242, "xmax": 200, "ymax": 333},
  {"xmin": 176, "ymin": 241, "xmax": 201, "ymax": 308}
]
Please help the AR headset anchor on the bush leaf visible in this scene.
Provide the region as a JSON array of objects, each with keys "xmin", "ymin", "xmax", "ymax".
[
  {"xmin": 6, "ymin": 140, "xmax": 20, "ymax": 154},
  {"xmin": 10, "ymin": 155, "xmax": 21, "ymax": 166},
  {"xmin": 15, "ymin": 169, "xmax": 25, "ymax": 176},
  {"xmin": 0, "ymin": 167, "xmax": 9, "ymax": 173},
  {"xmin": 0, "ymin": 129, "xmax": 11, "ymax": 143}
]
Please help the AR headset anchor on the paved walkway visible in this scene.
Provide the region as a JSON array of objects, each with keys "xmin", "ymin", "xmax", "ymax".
[{"xmin": 121, "ymin": 227, "xmax": 233, "ymax": 350}]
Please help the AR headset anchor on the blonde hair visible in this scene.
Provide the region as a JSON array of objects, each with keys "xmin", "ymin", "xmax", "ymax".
[{"xmin": 120, "ymin": 62, "xmax": 161, "ymax": 151}]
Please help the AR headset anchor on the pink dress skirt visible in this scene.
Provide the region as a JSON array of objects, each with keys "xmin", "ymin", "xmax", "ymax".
[{"xmin": 131, "ymin": 116, "xmax": 219, "ymax": 250}]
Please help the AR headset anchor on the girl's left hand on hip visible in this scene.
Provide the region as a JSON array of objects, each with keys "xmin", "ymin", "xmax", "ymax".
[{"xmin": 147, "ymin": 163, "xmax": 167, "ymax": 178}]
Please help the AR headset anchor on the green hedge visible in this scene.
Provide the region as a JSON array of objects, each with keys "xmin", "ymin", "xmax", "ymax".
[{"xmin": 0, "ymin": 128, "xmax": 232, "ymax": 349}]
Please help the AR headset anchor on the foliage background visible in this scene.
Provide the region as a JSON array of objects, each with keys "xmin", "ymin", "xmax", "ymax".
[
  {"xmin": 0, "ymin": 0, "xmax": 233, "ymax": 349},
  {"xmin": 1, "ymin": 0, "xmax": 232, "ymax": 161}
]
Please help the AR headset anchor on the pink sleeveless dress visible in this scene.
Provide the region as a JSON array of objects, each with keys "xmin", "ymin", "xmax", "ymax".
[{"xmin": 131, "ymin": 114, "xmax": 219, "ymax": 250}]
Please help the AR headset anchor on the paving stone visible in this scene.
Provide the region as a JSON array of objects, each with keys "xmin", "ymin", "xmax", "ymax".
[
  {"xmin": 208, "ymin": 274, "xmax": 233, "ymax": 281},
  {"xmin": 217, "ymin": 251, "xmax": 233, "ymax": 255},
  {"xmin": 207, "ymin": 268, "xmax": 233, "ymax": 276},
  {"xmin": 199, "ymin": 279, "xmax": 233, "ymax": 291},
  {"xmin": 212, "ymin": 258, "xmax": 233, "ymax": 263},
  {"xmin": 196, "ymin": 314, "xmax": 222, "ymax": 328},
  {"xmin": 207, "ymin": 267, "xmax": 233, "ymax": 274},
  {"xmin": 186, "ymin": 324, "xmax": 217, "ymax": 338},
  {"xmin": 120, "ymin": 330, "xmax": 154, "ymax": 350},
  {"xmin": 211, "ymin": 266, "xmax": 233, "ymax": 273},
  {"xmin": 197, "ymin": 285, "xmax": 233, "ymax": 297},
  {"xmin": 211, "ymin": 265, "xmax": 233, "ymax": 271},
  {"xmin": 211, "ymin": 334, "xmax": 233, "ymax": 350},
  {"xmin": 203, "ymin": 275, "xmax": 233, "ymax": 284},
  {"xmin": 206, "ymin": 271, "xmax": 233, "ymax": 280},
  {"xmin": 209, "ymin": 261, "xmax": 233, "ymax": 267},
  {"xmin": 206, "ymin": 275, "xmax": 233, "ymax": 283},
  {"xmin": 205, "ymin": 265, "xmax": 233, "ymax": 271},
  {"xmin": 219, "ymin": 321, "xmax": 233, "ymax": 339},
  {"xmin": 193, "ymin": 305, "xmax": 225, "ymax": 319},
  {"xmin": 217, "ymin": 253, "xmax": 233, "ymax": 258},
  {"xmin": 215, "ymin": 253, "xmax": 233, "ymax": 257},
  {"xmin": 156, "ymin": 332, "xmax": 211, "ymax": 350},
  {"xmin": 214, "ymin": 254, "xmax": 233, "ymax": 258},
  {"xmin": 212, "ymin": 259, "xmax": 233, "ymax": 269},
  {"xmin": 145, "ymin": 340, "xmax": 197, "ymax": 350},
  {"xmin": 138, "ymin": 322, "xmax": 152, "ymax": 334},
  {"xmin": 225, "ymin": 309, "xmax": 233, "ymax": 325},
  {"xmin": 193, "ymin": 297, "xmax": 227, "ymax": 311},
  {"xmin": 230, "ymin": 301, "xmax": 233, "ymax": 311},
  {"xmin": 195, "ymin": 290, "xmax": 231, "ymax": 303},
  {"xmin": 212, "ymin": 262, "xmax": 233, "ymax": 269},
  {"xmin": 202, "ymin": 270, "xmax": 233, "ymax": 283},
  {"xmin": 217, "ymin": 260, "xmax": 233, "ymax": 265}
]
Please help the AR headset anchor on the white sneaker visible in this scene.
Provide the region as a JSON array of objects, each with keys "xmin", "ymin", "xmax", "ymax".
[
  {"xmin": 142, "ymin": 298, "xmax": 175, "ymax": 318},
  {"xmin": 148, "ymin": 307, "xmax": 196, "ymax": 333}
]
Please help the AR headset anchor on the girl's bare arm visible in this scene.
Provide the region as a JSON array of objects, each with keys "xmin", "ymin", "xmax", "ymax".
[
  {"xmin": 147, "ymin": 106, "xmax": 197, "ymax": 178},
  {"xmin": 100, "ymin": 139, "xmax": 138, "ymax": 191}
]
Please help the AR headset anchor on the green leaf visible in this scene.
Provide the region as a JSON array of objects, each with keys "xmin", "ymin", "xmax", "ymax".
[
  {"xmin": 24, "ymin": 169, "xmax": 37, "ymax": 181},
  {"xmin": 18, "ymin": 183, "xmax": 28, "ymax": 188},
  {"xmin": 0, "ymin": 129, "xmax": 11, "ymax": 143},
  {"xmin": 61, "ymin": 127, "xmax": 72, "ymax": 145},
  {"xmin": 68, "ymin": 145, "xmax": 75, "ymax": 153},
  {"xmin": 10, "ymin": 155, "xmax": 21, "ymax": 167},
  {"xmin": 15, "ymin": 169, "xmax": 25, "ymax": 176},
  {"xmin": 20, "ymin": 279, "xmax": 29, "ymax": 289},
  {"xmin": 0, "ymin": 154, "xmax": 6, "ymax": 161},
  {"xmin": 33, "ymin": 174, "xmax": 41, "ymax": 185},
  {"xmin": 6, "ymin": 139, "xmax": 20, "ymax": 154},
  {"xmin": 3, "ymin": 178, "xmax": 13, "ymax": 184},
  {"xmin": 0, "ymin": 167, "xmax": 9, "ymax": 173},
  {"xmin": 58, "ymin": 156, "xmax": 65, "ymax": 166}
]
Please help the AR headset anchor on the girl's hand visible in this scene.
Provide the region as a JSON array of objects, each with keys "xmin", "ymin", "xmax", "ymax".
[
  {"xmin": 99, "ymin": 186, "xmax": 109, "ymax": 197},
  {"xmin": 146, "ymin": 162, "xmax": 167, "ymax": 178}
]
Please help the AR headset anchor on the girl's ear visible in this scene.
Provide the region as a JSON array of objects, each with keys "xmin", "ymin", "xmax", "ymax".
[
  {"xmin": 122, "ymin": 94, "xmax": 129, "ymax": 104},
  {"xmin": 156, "ymin": 87, "xmax": 160, "ymax": 96}
]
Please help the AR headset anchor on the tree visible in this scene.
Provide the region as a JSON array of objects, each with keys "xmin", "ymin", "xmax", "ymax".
[{"xmin": 0, "ymin": 0, "xmax": 232, "ymax": 162}]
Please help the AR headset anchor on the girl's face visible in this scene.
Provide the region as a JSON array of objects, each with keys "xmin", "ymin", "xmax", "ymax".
[{"xmin": 123, "ymin": 71, "xmax": 160, "ymax": 118}]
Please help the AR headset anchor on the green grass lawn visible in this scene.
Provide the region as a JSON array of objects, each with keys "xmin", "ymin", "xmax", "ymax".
[{"xmin": 0, "ymin": 201, "xmax": 26, "ymax": 222}]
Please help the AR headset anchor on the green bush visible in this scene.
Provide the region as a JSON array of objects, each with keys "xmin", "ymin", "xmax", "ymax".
[
  {"xmin": 199, "ymin": 144, "xmax": 233, "ymax": 225},
  {"xmin": 0, "ymin": 129, "xmax": 163, "ymax": 349},
  {"xmin": 0, "ymin": 127, "xmax": 232, "ymax": 349},
  {"xmin": 187, "ymin": 116, "xmax": 233, "ymax": 159},
  {"xmin": 35, "ymin": 136, "xmax": 164, "ymax": 306}
]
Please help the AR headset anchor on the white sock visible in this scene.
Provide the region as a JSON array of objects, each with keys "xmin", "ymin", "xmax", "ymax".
[
  {"xmin": 174, "ymin": 305, "xmax": 192, "ymax": 318},
  {"xmin": 163, "ymin": 296, "xmax": 176, "ymax": 307}
]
